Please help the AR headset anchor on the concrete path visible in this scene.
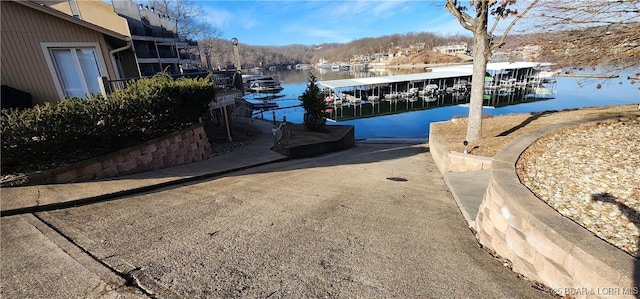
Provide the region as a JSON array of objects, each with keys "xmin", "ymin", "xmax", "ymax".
[
  {"xmin": 0, "ymin": 119, "xmax": 550, "ymax": 298},
  {"xmin": 442, "ymin": 170, "xmax": 491, "ymax": 228},
  {"xmin": 1, "ymin": 118, "xmax": 287, "ymax": 216}
]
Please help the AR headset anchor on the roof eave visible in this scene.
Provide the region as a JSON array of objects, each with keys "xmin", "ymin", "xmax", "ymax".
[{"xmin": 14, "ymin": 0, "xmax": 130, "ymax": 42}]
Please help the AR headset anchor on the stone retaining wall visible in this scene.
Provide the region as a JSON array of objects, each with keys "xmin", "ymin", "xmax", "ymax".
[
  {"xmin": 28, "ymin": 125, "xmax": 212, "ymax": 185},
  {"xmin": 429, "ymin": 121, "xmax": 493, "ymax": 173},
  {"xmin": 475, "ymin": 128, "xmax": 637, "ymax": 299},
  {"xmin": 448, "ymin": 152, "xmax": 493, "ymax": 172},
  {"xmin": 428, "ymin": 122, "xmax": 450, "ymax": 173}
]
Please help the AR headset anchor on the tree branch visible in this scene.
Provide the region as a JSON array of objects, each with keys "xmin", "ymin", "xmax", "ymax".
[
  {"xmin": 491, "ymin": 0, "xmax": 540, "ymax": 51},
  {"xmin": 445, "ymin": 0, "xmax": 475, "ymax": 31}
]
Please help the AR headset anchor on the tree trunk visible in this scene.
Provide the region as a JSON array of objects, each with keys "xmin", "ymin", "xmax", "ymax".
[{"xmin": 466, "ymin": 10, "xmax": 491, "ymax": 142}]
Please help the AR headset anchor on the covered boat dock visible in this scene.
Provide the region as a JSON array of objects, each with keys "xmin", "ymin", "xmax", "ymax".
[{"xmin": 317, "ymin": 62, "xmax": 555, "ymax": 103}]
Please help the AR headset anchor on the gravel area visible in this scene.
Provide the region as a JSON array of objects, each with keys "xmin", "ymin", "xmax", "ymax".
[{"xmin": 517, "ymin": 118, "xmax": 640, "ymax": 257}]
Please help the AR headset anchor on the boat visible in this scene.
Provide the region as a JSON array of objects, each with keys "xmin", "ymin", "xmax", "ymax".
[
  {"xmin": 342, "ymin": 93, "xmax": 361, "ymax": 105},
  {"xmin": 325, "ymin": 95, "xmax": 335, "ymax": 104},
  {"xmin": 367, "ymin": 95, "xmax": 380, "ymax": 102},
  {"xmin": 452, "ymin": 79, "xmax": 470, "ymax": 92},
  {"xmin": 420, "ymin": 95, "xmax": 437, "ymax": 103},
  {"xmin": 242, "ymin": 75, "xmax": 283, "ymax": 91},
  {"xmin": 243, "ymin": 75, "xmax": 268, "ymax": 88},
  {"xmin": 528, "ymin": 70, "xmax": 557, "ymax": 83},
  {"xmin": 418, "ymin": 84, "xmax": 439, "ymax": 96},
  {"xmin": 529, "ymin": 70, "xmax": 557, "ymax": 80},
  {"xmin": 402, "ymin": 87, "xmax": 420, "ymax": 98},
  {"xmin": 247, "ymin": 79, "xmax": 284, "ymax": 94},
  {"xmin": 385, "ymin": 91, "xmax": 400, "ymax": 100}
]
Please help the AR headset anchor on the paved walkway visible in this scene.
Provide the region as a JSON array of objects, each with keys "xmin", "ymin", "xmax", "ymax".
[
  {"xmin": 1, "ymin": 118, "xmax": 533, "ymax": 298},
  {"xmin": 1, "ymin": 118, "xmax": 288, "ymax": 216},
  {"xmin": 442, "ymin": 170, "xmax": 491, "ymax": 228},
  {"xmin": 1, "ymin": 118, "xmax": 486, "ymax": 222}
]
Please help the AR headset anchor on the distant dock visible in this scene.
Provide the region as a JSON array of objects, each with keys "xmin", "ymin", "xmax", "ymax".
[{"xmin": 557, "ymin": 73, "xmax": 620, "ymax": 79}]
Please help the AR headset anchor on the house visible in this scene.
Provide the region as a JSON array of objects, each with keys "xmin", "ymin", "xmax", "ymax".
[
  {"xmin": 111, "ymin": 0, "xmax": 201, "ymax": 76},
  {"xmin": 433, "ymin": 44, "xmax": 470, "ymax": 55},
  {"xmin": 0, "ymin": 0, "xmax": 135, "ymax": 105},
  {"xmin": 33, "ymin": 0, "xmax": 201, "ymax": 77},
  {"xmin": 31, "ymin": 0, "xmax": 140, "ymax": 79}
]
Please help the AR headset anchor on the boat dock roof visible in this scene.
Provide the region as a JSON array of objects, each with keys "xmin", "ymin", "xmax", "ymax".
[
  {"xmin": 318, "ymin": 70, "xmax": 472, "ymax": 89},
  {"xmin": 317, "ymin": 61, "xmax": 553, "ymax": 90}
]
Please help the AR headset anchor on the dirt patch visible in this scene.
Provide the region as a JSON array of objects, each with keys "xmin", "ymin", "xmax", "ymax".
[
  {"xmin": 430, "ymin": 104, "xmax": 640, "ymax": 157},
  {"xmin": 203, "ymin": 117, "xmax": 263, "ymax": 157}
]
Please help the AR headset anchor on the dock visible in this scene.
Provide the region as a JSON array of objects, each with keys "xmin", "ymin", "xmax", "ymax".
[
  {"xmin": 317, "ymin": 62, "xmax": 558, "ymax": 122},
  {"xmin": 318, "ymin": 62, "xmax": 554, "ymax": 96},
  {"xmin": 557, "ymin": 73, "xmax": 620, "ymax": 79}
]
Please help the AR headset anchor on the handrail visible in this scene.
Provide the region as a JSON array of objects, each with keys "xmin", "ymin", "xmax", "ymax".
[
  {"xmin": 272, "ymin": 116, "xmax": 289, "ymax": 146},
  {"xmin": 101, "ymin": 71, "xmax": 240, "ymax": 95}
]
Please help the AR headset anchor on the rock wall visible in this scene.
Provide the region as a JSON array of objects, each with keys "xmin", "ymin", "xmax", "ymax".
[
  {"xmin": 28, "ymin": 125, "xmax": 212, "ymax": 185},
  {"xmin": 431, "ymin": 119, "xmax": 638, "ymax": 298},
  {"xmin": 448, "ymin": 152, "xmax": 493, "ymax": 172},
  {"xmin": 475, "ymin": 131, "xmax": 638, "ymax": 299},
  {"xmin": 428, "ymin": 121, "xmax": 453, "ymax": 173},
  {"xmin": 429, "ymin": 121, "xmax": 493, "ymax": 173}
]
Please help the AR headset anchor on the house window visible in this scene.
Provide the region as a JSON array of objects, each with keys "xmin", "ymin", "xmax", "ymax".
[
  {"xmin": 42, "ymin": 43, "xmax": 107, "ymax": 99},
  {"xmin": 50, "ymin": 48, "xmax": 101, "ymax": 98}
]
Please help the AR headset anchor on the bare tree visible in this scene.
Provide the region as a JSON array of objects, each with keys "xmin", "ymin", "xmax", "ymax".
[
  {"xmin": 199, "ymin": 38, "xmax": 231, "ymax": 70},
  {"xmin": 445, "ymin": 0, "xmax": 539, "ymax": 141},
  {"xmin": 145, "ymin": 0, "xmax": 221, "ymax": 40},
  {"xmin": 530, "ymin": 0, "xmax": 639, "ymax": 73}
]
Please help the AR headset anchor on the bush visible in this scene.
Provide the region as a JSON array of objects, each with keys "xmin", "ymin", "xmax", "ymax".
[
  {"xmin": 1, "ymin": 73, "xmax": 215, "ymax": 174},
  {"xmin": 299, "ymin": 72, "xmax": 328, "ymax": 131}
]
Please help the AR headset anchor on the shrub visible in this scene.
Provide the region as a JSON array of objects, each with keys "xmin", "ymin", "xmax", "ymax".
[
  {"xmin": 300, "ymin": 72, "xmax": 328, "ymax": 131},
  {"xmin": 1, "ymin": 73, "xmax": 215, "ymax": 174}
]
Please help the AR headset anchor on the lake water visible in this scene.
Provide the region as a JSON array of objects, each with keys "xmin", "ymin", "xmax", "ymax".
[{"xmin": 244, "ymin": 69, "xmax": 640, "ymax": 139}]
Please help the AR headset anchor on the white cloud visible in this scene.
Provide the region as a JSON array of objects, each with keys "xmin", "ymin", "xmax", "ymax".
[
  {"xmin": 369, "ymin": 1, "xmax": 408, "ymax": 18},
  {"xmin": 201, "ymin": 6, "xmax": 232, "ymax": 28},
  {"xmin": 236, "ymin": 13, "xmax": 261, "ymax": 30}
]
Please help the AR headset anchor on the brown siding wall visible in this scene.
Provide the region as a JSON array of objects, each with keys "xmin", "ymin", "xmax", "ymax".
[
  {"xmin": 0, "ymin": 1, "xmax": 118, "ymax": 105},
  {"xmin": 39, "ymin": 0, "xmax": 132, "ymax": 37},
  {"xmin": 77, "ymin": 0, "xmax": 131, "ymax": 36}
]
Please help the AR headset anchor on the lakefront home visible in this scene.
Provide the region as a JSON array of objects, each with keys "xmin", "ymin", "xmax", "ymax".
[{"xmin": 0, "ymin": 0, "xmax": 135, "ymax": 106}]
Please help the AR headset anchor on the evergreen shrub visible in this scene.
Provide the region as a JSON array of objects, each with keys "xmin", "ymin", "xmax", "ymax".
[
  {"xmin": 300, "ymin": 72, "xmax": 328, "ymax": 131},
  {"xmin": 1, "ymin": 73, "xmax": 215, "ymax": 174}
]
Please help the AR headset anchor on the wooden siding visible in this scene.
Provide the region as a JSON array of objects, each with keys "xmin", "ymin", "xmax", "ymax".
[
  {"xmin": 40, "ymin": 0, "xmax": 131, "ymax": 37},
  {"xmin": 0, "ymin": 1, "xmax": 119, "ymax": 105},
  {"xmin": 77, "ymin": 0, "xmax": 131, "ymax": 36}
]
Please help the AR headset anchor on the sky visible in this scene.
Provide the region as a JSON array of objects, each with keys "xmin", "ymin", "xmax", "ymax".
[{"xmin": 197, "ymin": 0, "xmax": 472, "ymax": 46}]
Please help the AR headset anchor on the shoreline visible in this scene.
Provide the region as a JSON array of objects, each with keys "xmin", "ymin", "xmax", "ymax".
[{"xmin": 557, "ymin": 73, "xmax": 620, "ymax": 79}]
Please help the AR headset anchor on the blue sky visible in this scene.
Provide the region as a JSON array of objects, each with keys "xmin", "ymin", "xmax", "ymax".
[{"xmin": 197, "ymin": 1, "xmax": 471, "ymax": 46}]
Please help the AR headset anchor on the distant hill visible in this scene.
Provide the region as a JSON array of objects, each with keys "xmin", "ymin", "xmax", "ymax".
[
  {"xmin": 206, "ymin": 32, "xmax": 474, "ymax": 69},
  {"xmin": 386, "ymin": 50, "xmax": 468, "ymax": 65}
]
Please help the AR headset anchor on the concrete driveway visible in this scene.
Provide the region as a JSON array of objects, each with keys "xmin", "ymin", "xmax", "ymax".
[{"xmin": 2, "ymin": 142, "xmax": 550, "ymax": 298}]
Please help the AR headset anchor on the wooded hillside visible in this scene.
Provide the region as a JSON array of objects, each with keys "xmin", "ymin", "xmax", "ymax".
[{"xmin": 201, "ymin": 32, "xmax": 473, "ymax": 69}]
